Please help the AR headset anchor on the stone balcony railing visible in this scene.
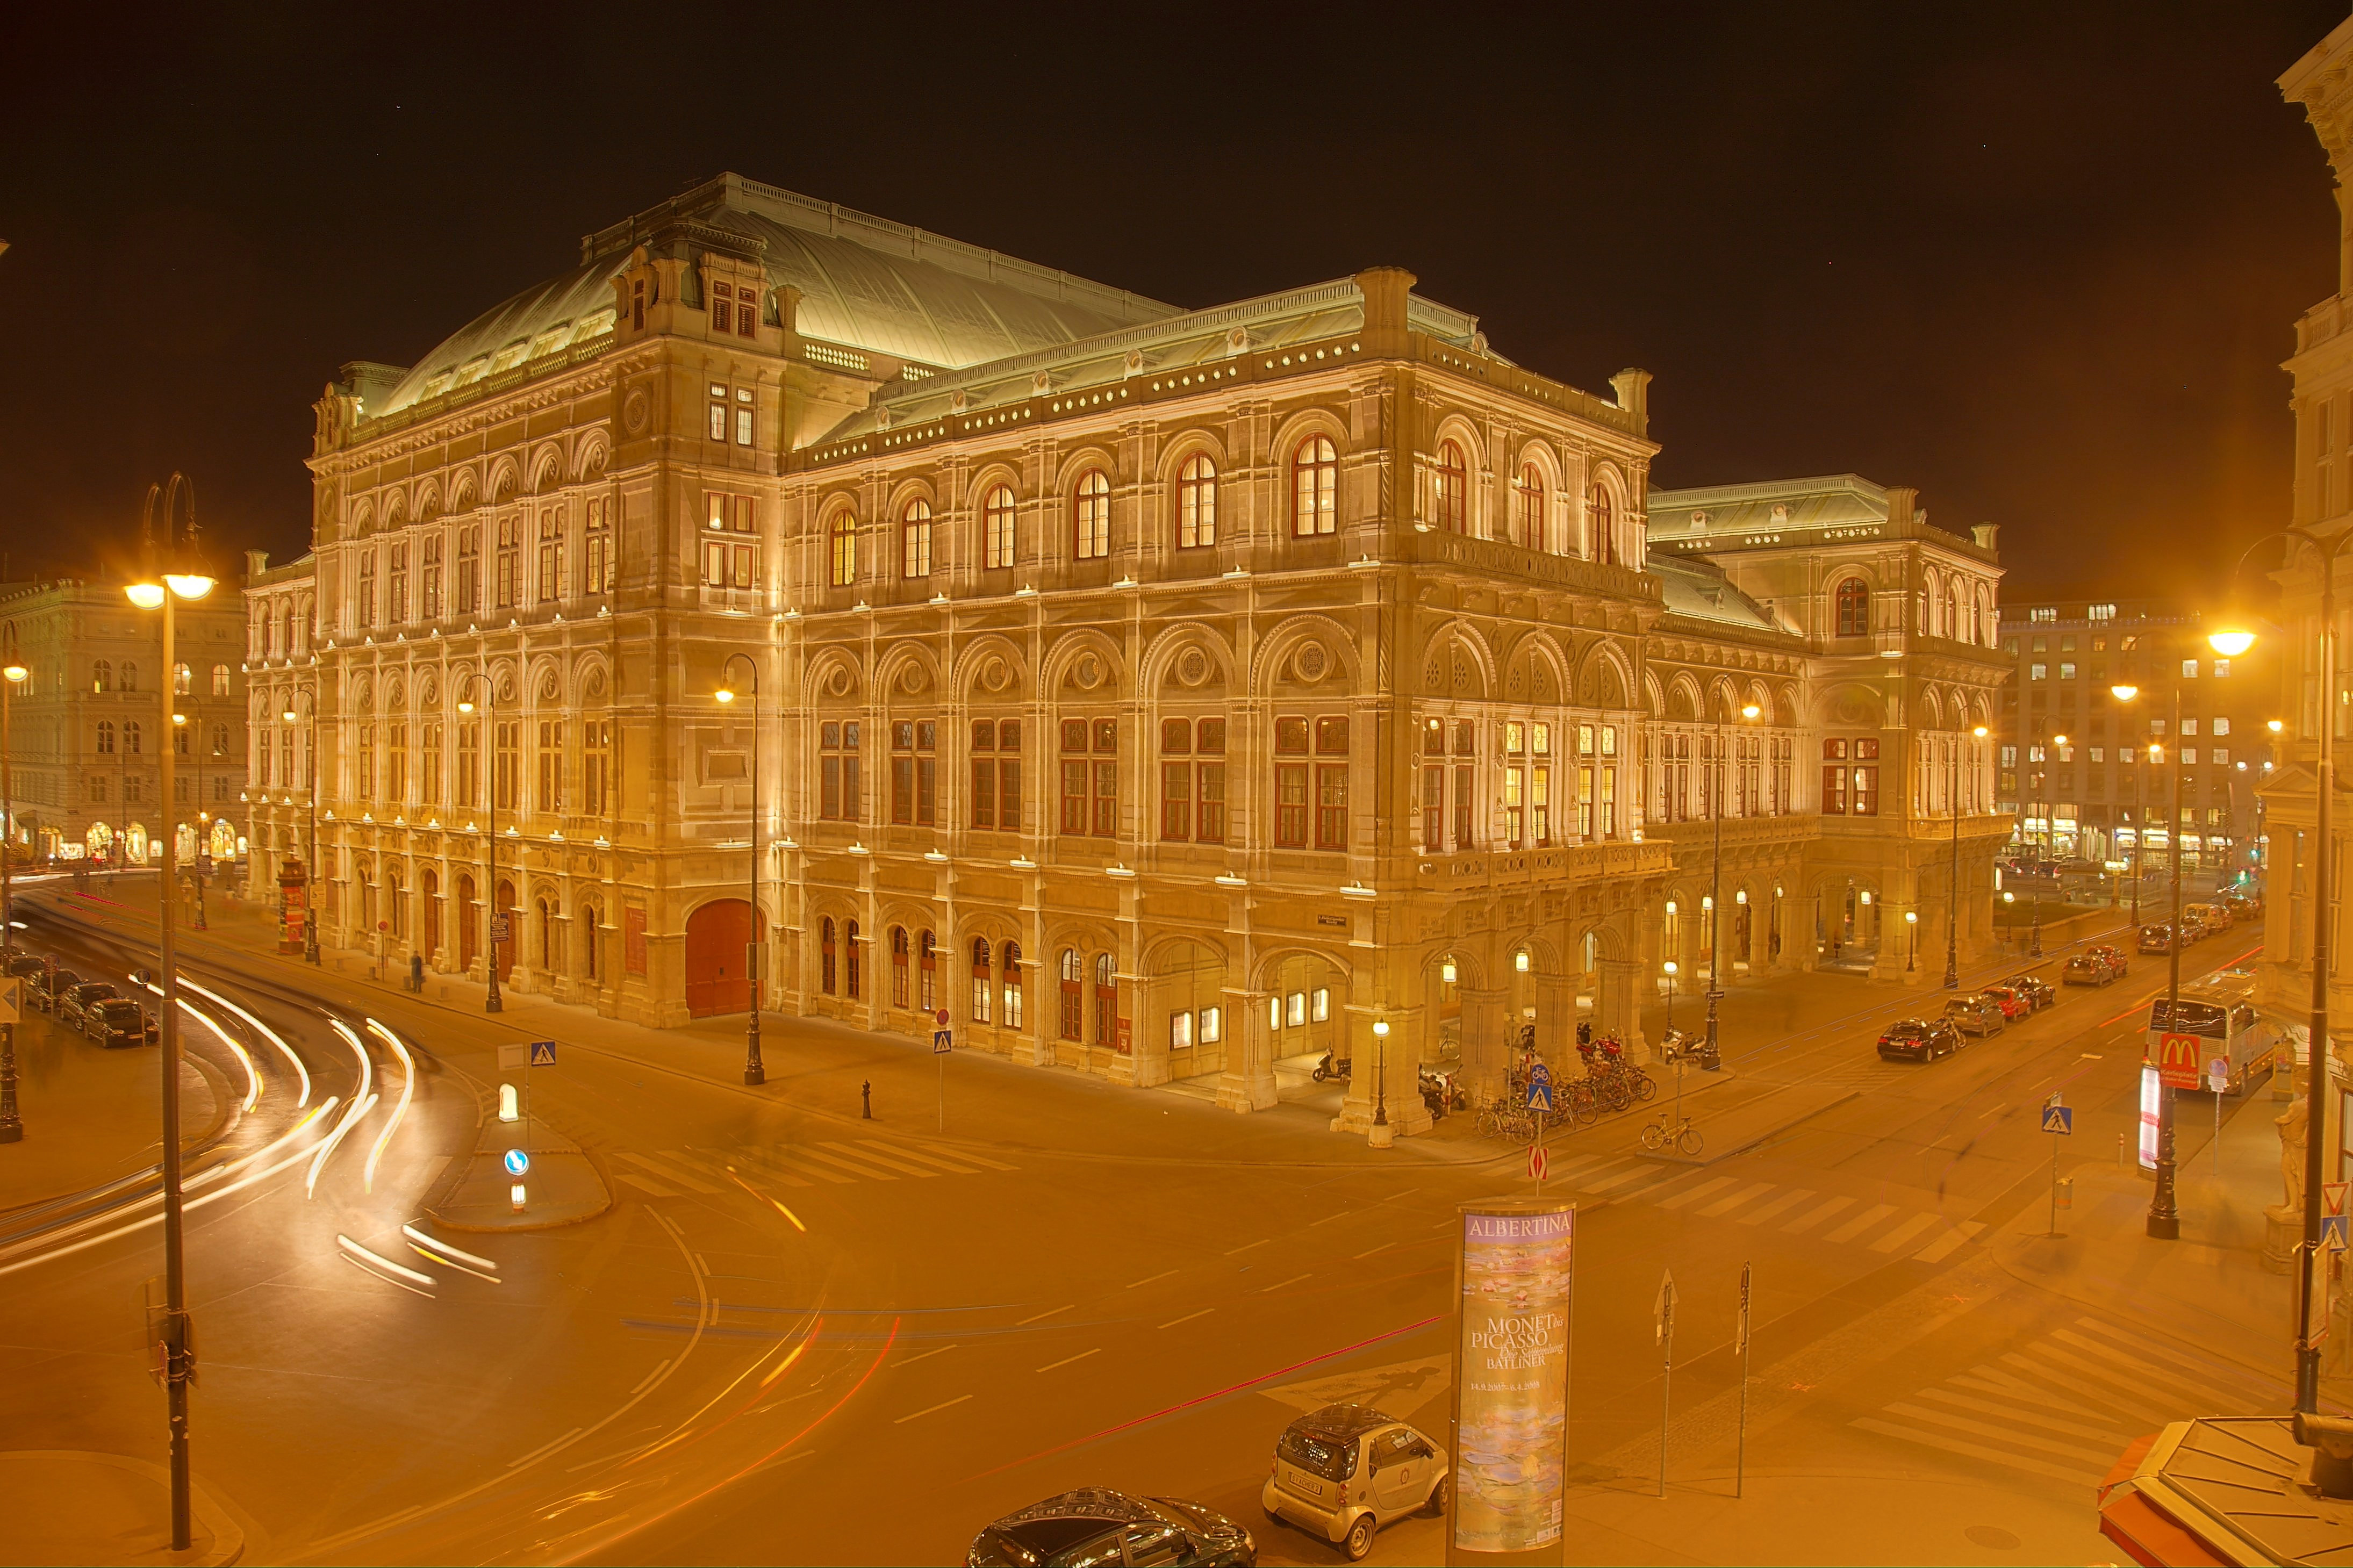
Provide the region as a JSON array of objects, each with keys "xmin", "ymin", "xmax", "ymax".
[{"xmin": 1413, "ymin": 837, "xmax": 1669, "ymax": 895}]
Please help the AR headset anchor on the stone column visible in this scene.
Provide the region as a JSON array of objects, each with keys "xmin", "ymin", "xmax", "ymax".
[
  {"xmin": 1216, "ymin": 987, "xmax": 1278, "ymax": 1112},
  {"xmin": 1600, "ymin": 956, "xmax": 1649, "ymax": 1061},
  {"xmin": 1457, "ymin": 984, "xmax": 1509, "ymax": 1107},
  {"xmin": 1534, "ymin": 969, "xmax": 1575, "ymax": 1068},
  {"xmin": 1333, "ymin": 1002, "xmax": 1432, "ymax": 1142}
]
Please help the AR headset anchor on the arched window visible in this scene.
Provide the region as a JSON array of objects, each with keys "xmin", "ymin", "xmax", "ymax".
[
  {"xmin": 1515, "ymin": 464, "xmax": 1545, "ymax": 550},
  {"xmin": 1073, "ymin": 470, "xmax": 1111, "ymax": 560},
  {"xmin": 1058, "ymin": 948, "xmax": 1083, "ymax": 1040},
  {"xmin": 970, "ymin": 936, "xmax": 993, "ymax": 1023},
  {"xmin": 900, "ymin": 499, "xmax": 932, "ymax": 579},
  {"xmin": 919, "ymin": 929, "xmax": 937, "ymax": 1012},
  {"xmin": 211, "ymin": 722, "xmax": 229, "ymax": 756},
  {"xmin": 96, "ymin": 720, "xmax": 114, "ymax": 756},
  {"xmin": 1835, "ymin": 578, "xmax": 1870, "ymax": 638},
  {"xmin": 1176, "ymin": 454, "xmax": 1217, "ymax": 549},
  {"xmin": 1589, "ymin": 485, "xmax": 1616, "ymax": 563},
  {"xmin": 124, "ymin": 720, "xmax": 141, "ymax": 754},
  {"xmin": 1093, "ymin": 953, "xmax": 1119, "ymax": 1052},
  {"xmin": 173, "ymin": 662, "xmax": 192, "ymax": 695},
  {"xmin": 1293, "ymin": 436, "xmax": 1337, "ymax": 537},
  {"xmin": 828, "ymin": 512, "xmax": 858, "ymax": 587},
  {"xmin": 982, "ymin": 485, "xmax": 1017, "ymax": 570},
  {"xmin": 1001, "ymin": 940, "xmax": 1023, "ymax": 1028},
  {"xmin": 891, "ymin": 926, "xmax": 910, "ymax": 1007},
  {"xmin": 92, "ymin": 660, "xmax": 111, "ymax": 693},
  {"xmin": 821, "ymin": 917, "xmax": 837, "ymax": 995},
  {"xmin": 1434, "ymin": 441, "xmax": 1467, "ymax": 534},
  {"xmin": 211, "ymin": 665, "xmax": 231, "ymax": 696},
  {"xmin": 1976, "ymin": 586, "xmax": 1992, "ymax": 645},
  {"xmin": 1945, "ymin": 582, "xmax": 1962, "ymax": 642},
  {"xmin": 845, "ymin": 919, "xmax": 862, "ymax": 999}
]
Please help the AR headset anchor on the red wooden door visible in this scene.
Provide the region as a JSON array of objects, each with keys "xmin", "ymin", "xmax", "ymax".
[{"xmin": 686, "ymin": 899, "xmax": 752, "ymax": 1018}]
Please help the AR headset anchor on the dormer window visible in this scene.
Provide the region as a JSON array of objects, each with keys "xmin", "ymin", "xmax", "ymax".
[
  {"xmin": 711, "ymin": 280, "xmax": 733, "ymax": 334},
  {"xmin": 632, "ymin": 279, "xmax": 645, "ymax": 332},
  {"xmin": 709, "ymin": 277, "xmax": 759, "ymax": 338}
]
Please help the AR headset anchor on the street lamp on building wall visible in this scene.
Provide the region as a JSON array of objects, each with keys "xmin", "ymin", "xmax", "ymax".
[
  {"xmin": 457, "ymin": 673, "xmax": 503, "ymax": 1015},
  {"xmin": 714, "ymin": 654, "xmax": 767, "ymax": 1088},
  {"xmin": 1947, "ymin": 723, "xmax": 1990, "ymax": 989},
  {"xmin": 279, "ymin": 695, "xmax": 320, "ymax": 966},
  {"xmin": 126, "ymin": 471, "xmax": 214, "ymax": 1553}
]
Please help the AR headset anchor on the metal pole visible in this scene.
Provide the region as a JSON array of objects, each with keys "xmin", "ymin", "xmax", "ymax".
[
  {"xmin": 741, "ymin": 659, "xmax": 764, "ymax": 1086},
  {"xmin": 1735, "ymin": 1262, "xmax": 1751, "ymax": 1500},
  {"xmin": 2298, "ymin": 530, "xmax": 2338, "ymax": 1413},
  {"xmin": 2149, "ymin": 683, "xmax": 2184, "ymax": 1240},
  {"xmin": 157, "ymin": 587, "xmax": 193, "ymax": 1551},
  {"xmin": 0, "ymin": 667, "xmax": 20, "ymax": 1143},
  {"xmin": 484, "ymin": 673, "xmax": 501, "ymax": 1015},
  {"xmin": 303, "ymin": 695, "xmax": 319, "ymax": 965},
  {"xmin": 1658, "ymin": 1275, "xmax": 1674, "ymax": 1498},
  {"xmin": 1945, "ymin": 739, "xmax": 1961, "ymax": 989},
  {"xmin": 1705, "ymin": 717, "xmax": 1723, "ymax": 1056},
  {"xmin": 2133, "ymin": 756, "xmax": 2145, "ymax": 930}
]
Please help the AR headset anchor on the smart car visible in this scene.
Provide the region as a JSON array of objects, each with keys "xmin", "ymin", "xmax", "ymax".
[{"xmin": 1262, "ymin": 1404, "xmax": 1447, "ymax": 1561}]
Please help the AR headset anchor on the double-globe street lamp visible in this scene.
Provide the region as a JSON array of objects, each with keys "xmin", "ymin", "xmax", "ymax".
[
  {"xmin": 457, "ymin": 672, "xmax": 505, "ymax": 1015},
  {"xmin": 278, "ymin": 694, "xmax": 321, "ymax": 966},
  {"xmin": 1, "ymin": 652, "xmax": 27, "ymax": 1145},
  {"xmin": 126, "ymin": 472, "xmax": 215, "ymax": 1552},
  {"xmin": 1946, "ymin": 723, "xmax": 1991, "ymax": 990},
  {"xmin": 714, "ymin": 655, "xmax": 768, "ymax": 1087}
]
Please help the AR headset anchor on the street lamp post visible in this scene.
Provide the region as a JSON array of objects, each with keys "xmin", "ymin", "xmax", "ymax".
[
  {"xmin": 1371, "ymin": 1016, "xmax": 1390, "ymax": 1132},
  {"xmin": 457, "ymin": 674, "xmax": 502, "ymax": 1014},
  {"xmin": 127, "ymin": 472, "xmax": 214, "ymax": 1552},
  {"xmin": 1947, "ymin": 724, "xmax": 1989, "ymax": 989},
  {"xmin": 714, "ymin": 656, "xmax": 766, "ymax": 1087},
  {"xmin": 173, "ymin": 710, "xmax": 209, "ymax": 932},
  {"xmin": 280, "ymin": 696, "xmax": 320, "ymax": 965},
  {"xmin": 2029, "ymin": 731, "xmax": 2068, "ymax": 959},
  {"xmin": 0, "ymin": 655, "xmax": 27, "ymax": 1145},
  {"xmin": 1662, "ymin": 959, "xmax": 1677, "ymax": 1037}
]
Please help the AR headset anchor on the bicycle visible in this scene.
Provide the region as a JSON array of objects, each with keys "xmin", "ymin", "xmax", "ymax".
[{"xmin": 1640, "ymin": 1113, "xmax": 1704, "ymax": 1157}]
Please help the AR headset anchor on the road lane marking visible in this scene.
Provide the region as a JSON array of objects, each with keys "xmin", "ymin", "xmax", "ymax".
[
  {"xmin": 1850, "ymin": 1416, "xmax": 2106, "ymax": 1488},
  {"xmin": 1655, "ymin": 1177, "xmax": 1737, "ymax": 1211},
  {"xmin": 1309, "ymin": 1209, "xmax": 1358, "ymax": 1226},
  {"xmin": 1159, "ymin": 1308, "xmax": 1215, "ymax": 1329},
  {"xmin": 1583, "ymin": 1163, "xmax": 1666, "ymax": 1194},
  {"xmin": 1261, "ymin": 1273, "xmax": 1312, "ymax": 1293},
  {"xmin": 865, "ymin": 1142, "xmax": 991, "ymax": 1175},
  {"xmin": 1978, "ymin": 1103, "xmax": 2008, "ymax": 1118},
  {"xmin": 1782, "ymin": 1196, "xmax": 1855, "ymax": 1234},
  {"xmin": 790, "ymin": 1147, "xmax": 903, "ymax": 1181},
  {"xmin": 820, "ymin": 1142, "xmax": 941, "ymax": 1178},
  {"xmin": 1915, "ymin": 1386, "xmax": 2128, "ymax": 1442},
  {"xmin": 1697, "ymin": 1182, "xmax": 1775, "ymax": 1218},
  {"xmin": 1823, "ymin": 1203, "xmax": 1898, "ymax": 1244},
  {"xmin": 894, "ymin": 1394, "xmax": 973, "ymax": 1424},
  {"xmin": 615, "ymin": 1172, "xmax": 682, "ymax": 1198},
  {"xmin": 716, "ymin": 1150, "xmax": 816, "ymax": 1188},
  {"xmin": 1911, "ymin": 1220, "xmax": 1985, "ymax": 1263},
  {"xmin": 1037, "ymin": 1348, "xmax": 1101, "ymax": 1373},
  {"xmin": 1737, "ymin": 1189, "xmax": 1813, "ymax": 1225},
  {"xmin": 920, "ymin": 1143, "xmax": 1020, "ymax": 1171},
  {"xmin": 507, "ymin": 1426, "xmax": 585, "ymax": 1469},
  {"xmin": 1883, "ymin": 1401, "xmax": 2122, "ymax": 1466},
  {"xmin": 1126, "ymin": 1269, "xmax": 1178, "ymax": 1289},
  {"xmin": 629, "ymin": 1359, "xmax": 673, "ymax": 1395},
  {"xmin": 898, "ymin": 1344, "xmax": 957, "ymax": 1367},
  {"xmin": 619, "ymin": 1152, "xmax": 722, "ymax": 1193},
  {"xmin": 1353, "ymin": 1242, "xmax": 1395, "ymax": 1260},
  {"xmin": 1869, "ymin": 1213, "xmax": 1942, "ymax": 1253},
  {"xmin": 2069, "ymin": 1317, "xmax": 2285, "ymax": 1403},
  {"xmin": 1226, "ymin": 1238, "xmax": 1271, "ymax": 1254},
  {"xmin": 762, "ymin": 1152, "xmax": 856, "ymax": 1185},
  {"xmin": 1015, "ymin": 1304, "xmax": 1073, "ymax": 1326}
]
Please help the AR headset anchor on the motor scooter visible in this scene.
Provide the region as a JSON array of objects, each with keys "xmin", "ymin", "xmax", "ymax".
[
  {"xmin": 1310, "ymin": 1049, "xmax": 1353, "ymax": 1083},
  {"xmin": 1658, "ymin": 1028, "xmax": 1722, "ymax": 1072},
  {"xmin": 1418, "ymin": 1065, "xmax": 1462, "ymax": 1119}
]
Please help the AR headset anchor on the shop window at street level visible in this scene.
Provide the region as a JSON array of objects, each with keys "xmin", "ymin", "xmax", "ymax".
[
  {"xmin": 1059, "ymin": 949, "xmax": 1083, "ymax": 1040},
  {"xmin": 821, "ymin": 918, "xmax": 838, "ymax": 995},
  {"xmin": 845, "ymin": 920, "xmax": 862, "ymax": 1001},
  {"xmin": 1001, "ymin": 941, "xmax": 1023, "ymax": 1028}
]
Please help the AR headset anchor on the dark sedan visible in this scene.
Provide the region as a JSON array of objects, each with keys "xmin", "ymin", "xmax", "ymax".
[
  {"xmin": 2139, "ymin": 924, "xmax": 2177, "ymax": 955},
  {"xmin": 1999, "ymin": 974, "xmax": 2058, "ymax": 1011},
  {"xmin": 969, "ymin": 1490, "xmax": 1256, "ymax": 1567},
  {"xmin": 1879, "ymin": 1017, "xmax": 1964, "ymax": 1061},
  {"xmin": 87, "ymin": 998, "xmax": 157, "ymax": 1049},
  {"xmin": 58, "ymin": 981, "xmax": 117, "ymax": 1033},
  {"xmin": 30, "ymin": 966, "xmax": 78, "ymax": 1013},
  {"xmin": 2064, "ymin": 953, "xmax": 2116, "ymax": 987}
]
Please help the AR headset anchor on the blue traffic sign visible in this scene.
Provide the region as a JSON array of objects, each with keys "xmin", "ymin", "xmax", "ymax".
[
  {"xmin": 2326, "ymin": 1214, "xmax": 2350, "ymax": 1253},
  {"xmin": 529, "ymin": 1040, "xmax": 558, "ymax": 1067},
  {"xmin": 1528, "ymin": 1061, "xmax": 1552, "ymax": 1085},
  {"xmin": 932, "ymin": 1028, "xmax": 953, "ymax": 1055},
  {"xmin": 2040, "ymin": 1105, "xmax": 2073, "ymax": 1135},
  {"xmin": 1526, "ymin": 1081, "xmax": 1554, "ymax": 1113},
  {"xmin": 503, "ymin": 1148, "xmax": 530, "ymax": 1177}
]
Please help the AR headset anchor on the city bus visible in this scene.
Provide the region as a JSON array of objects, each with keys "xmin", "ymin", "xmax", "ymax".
[{"xmin": 2144, "ymin": 971, "xmax": 2274, "ymax": 1096}]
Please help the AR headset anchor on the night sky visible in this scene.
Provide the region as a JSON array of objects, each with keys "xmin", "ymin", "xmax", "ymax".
[{"xmin": 4, "ymin": 2, "xmax": 2345, "ymax": 603}]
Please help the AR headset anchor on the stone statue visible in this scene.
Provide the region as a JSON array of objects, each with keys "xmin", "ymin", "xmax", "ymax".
[{"xmin": 2273, "ymin": 1092, "xmax": 2310, "ymax": 1222}]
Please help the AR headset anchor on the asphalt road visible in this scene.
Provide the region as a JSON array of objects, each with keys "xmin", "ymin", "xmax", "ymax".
[{"xmin": 0, "ymin": 888, "xmax": 2274, "ymax": 1566}]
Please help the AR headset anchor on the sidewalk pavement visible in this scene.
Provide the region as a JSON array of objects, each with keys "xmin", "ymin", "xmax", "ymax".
[
  {"xmin": 0, "ymin": 1005, "xmax": 227, "ymax": 1217},
  {"xmin": 0, "ymin": 1449, "xmax": 244, "ymax": 1565}
]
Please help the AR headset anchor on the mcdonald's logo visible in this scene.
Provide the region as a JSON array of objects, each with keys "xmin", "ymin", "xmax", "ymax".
[{"xmin": 2157, "ymin": 1032, "xmax": 2204, "ymax": 1089}]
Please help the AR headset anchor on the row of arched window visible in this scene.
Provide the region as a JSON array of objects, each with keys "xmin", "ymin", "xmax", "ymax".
[
  {"xmin": 816, "ymin": 921, "xmax": 1122, "ymax": 1044},
  {"xmin": 822, "ymin": 436, "xmax": 1626, "ymax": 586},
  {"xmin": 1829, "ymin": 574, "xmax": 1994, "ymax": 645}
]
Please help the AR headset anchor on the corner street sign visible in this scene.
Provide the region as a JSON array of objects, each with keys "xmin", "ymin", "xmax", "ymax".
[
  {"xmin": 2328, "ymin": 1182, "xmax": 2349, "ymax": 1218},
  {"xmin": 0, "ymin": 977, "xmax": 17, "ymax": 1026},
  {"xmin": 1654, "ymin": 1269, "xmax": 1677, "ymax": 1343},
  {"xmin": 2326, "ymin": 1214, "xmax": 2350, "ymax": 1254},
  {"xmin": 491, "ymin": 914, "xmax": 511, "ymax": 944},
  {"xmin": 2207, "ymin": 1058, "xmax": 2230, "ymax": 1093},
  {"xmin": 932, "ymin": 1028, "xmax": 953, "ymax": 1055},
  {"xmin": 1528, "ymin": 1145, "xmax": 1548, "ymax": 1183},
  {"xmin": 496, "ymin": 1042, "xmax": 527, "ymax": 1071},
  {"xmin": 1526, "ymin": 1080, "xmax": 1554, "ymax": 1113},
  {"xmin": 529, "ymin": 1040, "xmax": 558, "ymax": 1067},
  {"xmin": 2040, "ymin": 1105, "xmax": 2074, "ymax": 1135},
  {"xmin": 2156, "ymin": 1032, "xmax": 2204, "ymax": 1090}
]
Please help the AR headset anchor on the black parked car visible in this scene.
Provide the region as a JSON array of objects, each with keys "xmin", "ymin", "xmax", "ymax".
[
  {"xmin": 1879, "ymin": 1017, "xmax": 1964, "ymax": 1061},
  {"xmin": 968, "ymin": 1490, "xmax": 1256, "ymax": 1567},
  {"xmin": 87, "ymin": 998, "xmax": 157, "ymax": 1049},
  {"xmin": 58, "ymin": 980, "xmax": 116, "ymax": 1032},
  {"xmin": 1999, "ymin": 974, "xmax": 2058, "ymax": 1011},
  {"xmin": 2140, "ymin": 924, "xmax": 2177, "ymax": 955},
  {"xmin": 29, "ymin": 966, "xmax": 77, "ymax": 1013},
  {"xmin": 2064, "ymin": 953, "xmax": 2117, "ymax": 987}
]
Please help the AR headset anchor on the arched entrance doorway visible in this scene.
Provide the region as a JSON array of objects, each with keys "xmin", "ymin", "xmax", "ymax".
[
  {"xmin": 1150, "ymin": 938, "xmax": 1226, "ymax": 1081},
  {"xmin": 686, "ymin": 898, "xmax": 753, "ymax": 1018},
  {"xmin": 1265, "ymin": 951, "xmax": 1347, "ymax": 1103},
  {"xmin": 456, "ymin": 873, "xmax": 478, "ymax": 974}
]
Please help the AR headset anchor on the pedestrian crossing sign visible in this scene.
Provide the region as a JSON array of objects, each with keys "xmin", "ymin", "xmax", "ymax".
[
  {"xmin": 933, "ymin": 1028, "xmax": 953, "ymax": 1055},
  {"xmin": 529, "ymin": 1040, "xmax": 558, "ymax": 1066},
  {"xmin": 2326, "ymin": 1214, "xmax": 2349, "ymax": 1254},
  {"xmin": 2040, "ymin": 1105, "xmax": 2073, "ymax": 1135},
  {"xmin": 1526, "ymin": 1080, "xmax": 1553, "ymax": 1113}
]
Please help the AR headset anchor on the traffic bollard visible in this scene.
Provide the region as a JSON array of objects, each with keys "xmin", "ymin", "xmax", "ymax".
[{"xmin": 862, "ymin": 1080, "xmax": 872, "ymax": 1119}]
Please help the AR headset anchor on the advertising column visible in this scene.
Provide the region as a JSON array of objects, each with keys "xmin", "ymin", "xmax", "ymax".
[{"xmin": 1449, "ymin": 1199, "xmax": 1574, "ymax": 1567}]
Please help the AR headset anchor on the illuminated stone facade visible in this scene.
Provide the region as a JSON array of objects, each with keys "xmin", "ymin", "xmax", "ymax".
[{"xmin": 246, "ymin": 174, "xmax": 2006, "ymax": 1132}]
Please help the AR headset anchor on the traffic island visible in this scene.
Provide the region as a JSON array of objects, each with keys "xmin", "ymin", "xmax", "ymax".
[
  {"xmin": 0, "ymin": 1449, "xmax": 244, "ymax": 1565},
  {"xmin": 425, "ymin": 1108, "xmax": 609, "ymax": 1233}
]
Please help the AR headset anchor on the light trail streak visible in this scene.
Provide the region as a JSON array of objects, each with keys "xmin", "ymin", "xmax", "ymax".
[
  {"xmin": 177, "ymin": 976, "xmax": 309, "ymax": 1106},
  {"xmin": 623, "ymin": 1317, "xmax": 822, "ymax": 1467},
  {"xmin": 307, "ymin": 1093, "xmax": 377, "ymax": 1199},
  {"xmin": 338, "ymin": 1233, "xmax": 436, "ymax": 1288},
  {"xmin": 723, "ymin": 1166, "xmax": 806, "ymax": 1232},
  {"xmin": 401, "ymin": 1224, "xmax": 496, "ymax": 1272},
  {"xmin": 131, "ymin": 980, "xmax": 261, "ymax": 1112},
  {"xmin": 362, "ymin": 1018, "xmax": 416, "ymax": 1192},
  {"xmin": 0, "ymin": 1099, "xmax": 336, "ymax": 1277}
]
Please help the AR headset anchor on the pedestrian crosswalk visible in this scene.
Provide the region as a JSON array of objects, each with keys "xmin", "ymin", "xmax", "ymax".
[
  {"xmin": 1543, "ymin": 1152, "xmax": 1985, "ymax": 1264},
  {"xmin": 610, "ymin": 1138, "xmax": 1018, "ymax": 1198},
  {"xmin": 1853, "ymin": 1314, "xmax": 2289, "ymax": 1488}
]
